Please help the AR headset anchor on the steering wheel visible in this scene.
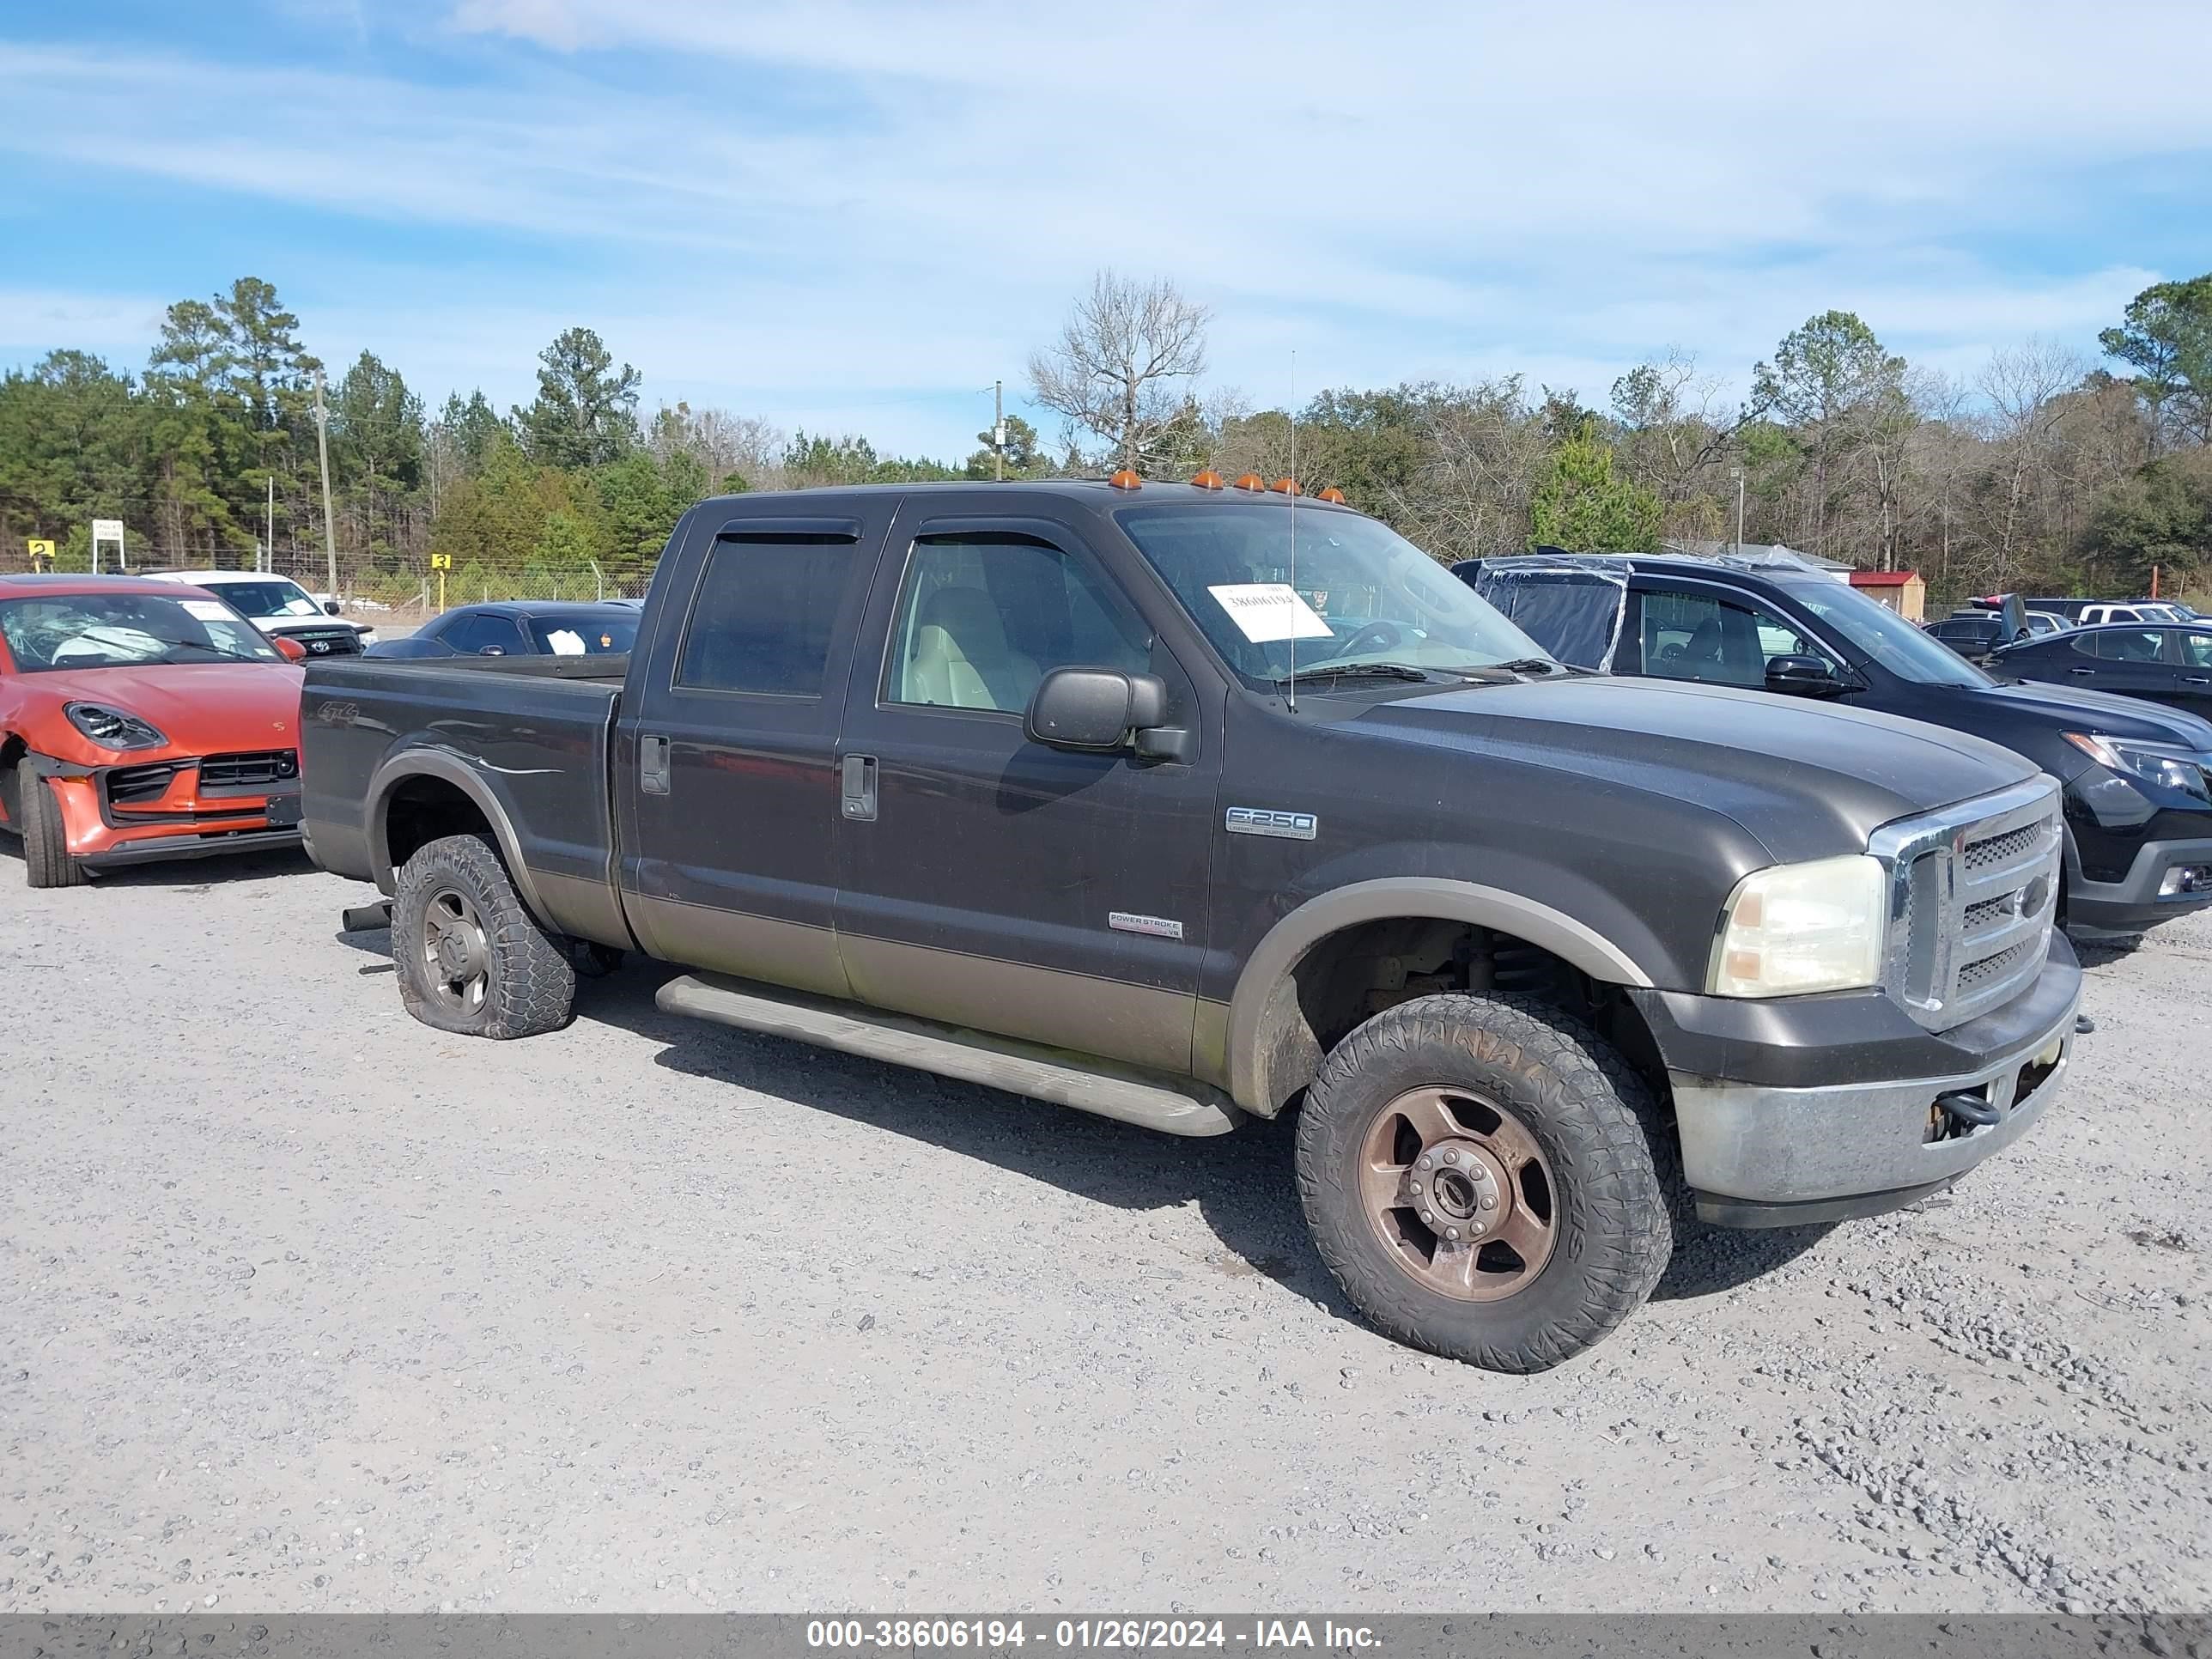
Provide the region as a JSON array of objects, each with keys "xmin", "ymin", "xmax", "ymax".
[
  {"xmin": 1658, "ymin": 641, "xmax": 1686, "ymax": 661},
  {"xmin": 1314, "ymin": 618, "xmax": 1406, "ymax": 662}
]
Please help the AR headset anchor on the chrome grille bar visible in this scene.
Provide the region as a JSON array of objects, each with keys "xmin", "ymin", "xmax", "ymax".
[{"xmin": 1869, "ymin": 775, "xmax": 2063, "ymax": 1033}]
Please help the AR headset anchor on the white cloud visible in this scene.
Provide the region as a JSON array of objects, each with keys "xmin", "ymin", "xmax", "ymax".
[{"xmin": 0, "ymin": 2, "xmax": 2206, "ymax": 452}]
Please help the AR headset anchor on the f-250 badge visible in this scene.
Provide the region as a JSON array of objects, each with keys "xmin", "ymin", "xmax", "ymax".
[{"xmin": 1225, "ymin": 806, "xmax": 1318, "ymax": 840}]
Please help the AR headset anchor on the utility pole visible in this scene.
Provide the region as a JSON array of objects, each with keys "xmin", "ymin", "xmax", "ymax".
[
  {"xmin": 993, "ymin": 380, "xmax": 1005, "ymax": 482},
  {"xmin": 264, "ymin": 473, "xmax": 274, "ymax": 574},
  {"xmin": 312, "ymin": 368, "xmax": 338, "ymax": 599},
  {"xmin": 1731, "ymin": 466, "xmax": 1746, "ymax": 556}
]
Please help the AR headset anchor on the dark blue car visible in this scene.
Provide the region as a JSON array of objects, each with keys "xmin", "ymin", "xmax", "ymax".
[{"xmin": 366, "ymin": 601, "xmax": 641, "ymax": 659}]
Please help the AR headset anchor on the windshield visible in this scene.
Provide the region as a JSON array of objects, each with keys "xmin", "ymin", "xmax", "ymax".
[
  {"xmin": 529, "ymin": 614, "xmax": 639, "ymax": 656},
  {"xmin": 0, "ymin": 592, "xmax": 283, "ymax": 672},
  {"xmin": 205, "ymin": 579, "xmax": 324, "ymax": 620},
  {"xmin": 1780, "ymin": 580, "xmax": 1990, "ymax": 688},
  {"xmin": 1115, "ymin": 504, "xmax": 1547, "ymax": 688}
]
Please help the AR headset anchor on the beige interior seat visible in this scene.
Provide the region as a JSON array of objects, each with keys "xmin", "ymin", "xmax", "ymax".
[{"xmin": 905, "ymin": 586, "xmax": 1040, "ymax": 711}]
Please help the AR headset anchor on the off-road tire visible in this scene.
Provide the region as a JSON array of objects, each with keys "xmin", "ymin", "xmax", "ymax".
[
  {"xmin": 17, "ymin": 769, "xmax": 87, "ymax": 890},
  {"xmin": 392, "ymin": 833, "xmax": 574, "ymax": 1038},
  {"xmin": 1295, "ymin": 992, "xmax": 1674, "ymax": 1372}
]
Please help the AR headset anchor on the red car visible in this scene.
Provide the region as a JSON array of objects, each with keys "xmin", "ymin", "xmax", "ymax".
[{"xmin": 0, "ymin": 574, "xmax": 309, "ymax": 888}]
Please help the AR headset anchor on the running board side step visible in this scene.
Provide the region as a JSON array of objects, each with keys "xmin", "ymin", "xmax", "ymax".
[{"xmin": 656, "ymin": 971, "xmax": 1246, "ymax": 1138}]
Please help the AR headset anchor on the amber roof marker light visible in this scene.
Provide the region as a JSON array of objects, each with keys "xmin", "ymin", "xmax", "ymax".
[
  {"xmin": 1231, "ymin": 472, "xmax": 1267, "ymax": 491},
  {"xmin": 1190, "ymin": 469, "xmax": 1224, "ymax": 490},
  {"xmin": 1108, "ymin": 469, "xmax": 1141, "ymax": 490},
  {"xmin": 1317, "ymin": 486, "xmax": 1346, "ymax": 504},
  {"xmin": 1269, "ymin": 477, "xmax": 1301, "ymax": 495}
]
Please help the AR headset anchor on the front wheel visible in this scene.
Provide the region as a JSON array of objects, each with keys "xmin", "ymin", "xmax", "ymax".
[
  {"xmin": 1294, "ymin": 992, "xmax": 1674, "ymax": 1372},
  {"xmin": 16, "ymin": 769, "xmax": 88, "ymax": 890},
  {"xmin": 391, "ymin": 833, "xmax": 574, "ymax": 1038}
]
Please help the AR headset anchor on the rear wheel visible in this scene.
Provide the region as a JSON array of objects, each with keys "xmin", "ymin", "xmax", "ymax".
[
  {"xmin": 16, "ymin": 769, "xmax": 87, "ymax": 890},
  {"xmin": 1295, "ymin": 992, "xmax": 1674, "ymax": 1372},
  {"xmin": 392, "ymin": 833, "xmax": 574, "ymax": 1038}
]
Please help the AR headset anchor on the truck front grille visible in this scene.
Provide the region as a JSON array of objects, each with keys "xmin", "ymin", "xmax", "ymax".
[
  {"xmin": 287, "ymin": 628, "xmax": 361, "ymax": 656},
  {"xmin": 1872, "ymin": 777, "xmax": 2062, "ymax": 1033}
]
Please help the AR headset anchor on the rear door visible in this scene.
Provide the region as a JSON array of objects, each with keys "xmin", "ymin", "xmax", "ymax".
[
  {"xmin": 830, "ymin": 502, "xmax": 1221, "ymax": 1073},
  {"xmin": 2057, "ymin": 627, "xmax": 2176, "ymax": 704},
  {"xmin": 615, "ymin": 502, "xmax": 897, "ymax": 997},
  {"xmin": 2172, "ymin": 630, "xmax": 2212, "ymax": 719}
]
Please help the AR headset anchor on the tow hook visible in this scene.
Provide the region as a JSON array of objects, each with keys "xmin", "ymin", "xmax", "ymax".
[{"xmin": 1936, "ymin": 1090, "xmax": 2002, "ymax": 1130}]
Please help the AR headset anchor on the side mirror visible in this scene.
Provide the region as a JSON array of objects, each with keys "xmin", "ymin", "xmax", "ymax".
[
  {"xmin": 1765, "ymin": 653, "xmax": 1846, "ymax": 697},
  {"xmin": 477, "ymin": 645, "xmax": 507, "ymax": 658},
  {"xmin": 271, "ymin": 635, "xmax": 307, "ymax": 663},
  {"xmin": 1024, "ymin": 666, "xmax": 1185, "ymax": 758},
  {"xmin": 323, "ymin": 599, "xmax": 343, "ymax": 616}
]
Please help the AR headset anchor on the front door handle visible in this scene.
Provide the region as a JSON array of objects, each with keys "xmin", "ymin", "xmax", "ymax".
[
  {"xmin": 841, "ymin": 753, "xmax": 878, "ymax": 823},
  {"xmin": 640, "ymin": 734, "xmax": 671, "ymax": 796},
  {"xmin": 2186, "ymin": 676, "xmax": 2211, "ymax": 686},
  {"xmin": 2069, "ymin": 666, "xmax": 2096, "ymax": 676}
]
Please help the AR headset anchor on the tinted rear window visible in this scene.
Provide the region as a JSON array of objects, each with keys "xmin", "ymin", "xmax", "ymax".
[{"xmin": 677, "ymin": 535, "xmax": 859, "ymax": 696}]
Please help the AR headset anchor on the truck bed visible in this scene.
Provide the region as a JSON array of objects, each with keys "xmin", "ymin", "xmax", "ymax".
[{"xmin": 299, "ymin": 653, "xmax": 625, "ymax": 936}]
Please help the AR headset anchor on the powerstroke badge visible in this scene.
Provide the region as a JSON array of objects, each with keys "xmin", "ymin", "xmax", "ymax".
[
  {"xmin": 1109, "ymin": 912, "xmax": 1185, "ymax": 940},
  {"xmin": 1225, "ymin": 806, "xmax": 1318, "ymax": 841}
]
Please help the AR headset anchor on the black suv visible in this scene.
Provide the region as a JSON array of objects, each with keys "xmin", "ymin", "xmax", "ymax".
[{"xmin": 1461, "ymin": 551, "xmax": 2212, "ymax": 937}]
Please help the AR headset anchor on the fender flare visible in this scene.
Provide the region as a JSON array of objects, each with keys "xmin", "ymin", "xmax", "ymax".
[
  {"xmin": 365, "ymin": 747, "xmax": 552, "ymax": 927},
  {"xmin": 1224, "ymin": 876, "xmax": 1656, "ymax": 1115}
]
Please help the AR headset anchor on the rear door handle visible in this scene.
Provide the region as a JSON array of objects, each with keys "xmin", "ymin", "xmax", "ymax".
[
  {"xmin": 2186, "ymin": 676, "xmax": 2211, "ymax": 686},
  {"xmin": 841, "ymin": 753, "xmax": 878, "ymax": 823},
  {"xmin": 2068, "ymin": 666, "xmax": 2096, "ymax": 676},
  {"xmin": 640, "ymin": 734, "xmax": 671, "ymax": 796}
]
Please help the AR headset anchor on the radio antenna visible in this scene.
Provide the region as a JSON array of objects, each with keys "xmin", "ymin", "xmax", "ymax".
[{"xmin": 1286, "ymin": 349, "xmax": 1298, "ymax": 714}]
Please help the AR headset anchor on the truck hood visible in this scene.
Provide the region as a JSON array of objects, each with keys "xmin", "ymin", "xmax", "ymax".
[
  {"xmin": 1362, "ymin": 674, "xmax": 2038, "ymax": 861},
  {"xmin": 1976, "ymin": 675, "xmax": 2212, "ymax": 747},
  {"xmin": 11, "ymin": 663, "xmax": 305, "ymax": 763}
]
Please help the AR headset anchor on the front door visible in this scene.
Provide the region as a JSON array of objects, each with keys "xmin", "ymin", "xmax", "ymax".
[
  {"xmin": 831, "ymin": 510, "xmax": 1220, "ymax": 1073},
  {"xmin": 617, "ymin": 503, "xmax": 897, "ymax": 997},
  {"xmin": 2055, "ymin": 627, "xmax": 2178, "ymax": 707}
]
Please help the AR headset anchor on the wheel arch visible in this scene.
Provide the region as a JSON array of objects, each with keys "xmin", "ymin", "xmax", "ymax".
[
  {"xmin": 1224, "ymin": 878, "xmax": 1659, "ymax": 1118},
  {"xmin": 367, "ymin": 749, "xmax": 553, "ymax": 928}
]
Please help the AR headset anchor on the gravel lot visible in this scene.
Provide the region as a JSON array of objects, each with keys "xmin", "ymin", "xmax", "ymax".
[{"xmin": 3, "ymin": 848, "xmax": 2207, "ymax": 1615}]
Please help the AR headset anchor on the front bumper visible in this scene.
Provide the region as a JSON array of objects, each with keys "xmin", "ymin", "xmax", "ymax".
[
  {"xmin": 2065, "ymin": 832, "xmax": 2212, "ymax": 935},
  {"xmin": 1631, "ymin": 935, "xmax": 2081, "ymax": 1226},
  {"xmin": 33, "ymin": 759, "xmax": 304, "ymax": 872}
]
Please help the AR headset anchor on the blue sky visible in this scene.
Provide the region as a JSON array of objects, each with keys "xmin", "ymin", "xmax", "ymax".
[{"xmin": 3, "ymin": 0, "xmax": 2209, "ymax": 460}]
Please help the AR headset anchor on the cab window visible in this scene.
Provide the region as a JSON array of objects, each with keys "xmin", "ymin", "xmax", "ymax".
[
  {"xmin": 1630, "ymin": 586, "xmax": 1827, "ymax": 689},
  {"xmin": 2182, "ymin": 633, "xmax": 2212, "ymax": 669},
  {"xmin": 883, "ymin": 532, "xmax": 1150, "ymax": 714},
  {"xmin": 2087, "ymin": 629, "xmax": 2166, "ymax": 663}
]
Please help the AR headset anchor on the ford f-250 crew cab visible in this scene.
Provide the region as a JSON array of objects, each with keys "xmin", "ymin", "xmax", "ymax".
[{"xmin": 300, "ymin": 481, "xmax": 2082, "ymax": 1371}]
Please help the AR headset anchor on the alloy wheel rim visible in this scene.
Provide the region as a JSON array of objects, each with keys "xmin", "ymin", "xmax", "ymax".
[{"xmin": 1357, "ymin": 1085, "xmax": 1558, "ymax": 1301}]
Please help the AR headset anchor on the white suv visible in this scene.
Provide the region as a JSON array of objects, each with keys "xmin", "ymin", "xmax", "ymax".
[{"xmin": 146, "ymin": 571, "xmax": 376, "ymax": 655}]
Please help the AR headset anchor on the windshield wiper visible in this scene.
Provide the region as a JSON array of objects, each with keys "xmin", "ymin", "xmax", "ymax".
[
  {"xmin": 1497, "ymin": 658, "xmax": 1567, "ymax": 675},
  {"xmin": 158, "ymin": 636, "xmax": 270, "ymax": 665},
  {"xmin": 1273, "ymin": 662, "xmax": 1433, "ymax": 686}
]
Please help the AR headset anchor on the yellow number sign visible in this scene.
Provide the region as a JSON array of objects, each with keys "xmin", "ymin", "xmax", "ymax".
[
  {"xmin": 429, "ymin": 554, "xmax": 453, "ymax": 570},
  {"xmin": 27, "ymin": 538, "xmax": 55, "ymax": 565}
]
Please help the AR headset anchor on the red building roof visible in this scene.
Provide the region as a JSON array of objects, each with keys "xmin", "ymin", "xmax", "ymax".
[{"xmin": 1848, "ymin": 570, "xmax": 1921, "ymax": 587}]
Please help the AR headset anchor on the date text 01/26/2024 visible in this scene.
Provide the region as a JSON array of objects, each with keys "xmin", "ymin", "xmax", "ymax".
[{"xmin": 805, "ymin": 1620, "xmax": 1382, "ymax": 1651}]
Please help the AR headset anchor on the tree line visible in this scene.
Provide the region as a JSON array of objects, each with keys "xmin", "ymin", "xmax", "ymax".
[{"xmin": 3, "ymin": 270, "xmax": 2208, "ymax": 606}]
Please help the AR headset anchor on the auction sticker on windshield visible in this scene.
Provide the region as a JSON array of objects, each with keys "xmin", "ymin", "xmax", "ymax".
[
  {"xmin": 179, "ymin": 599, "xmax": 234, "ymax": 623},
  {"xmin": 1207, "ymin": 583, "xmax": 1333, "ymax": 644}
]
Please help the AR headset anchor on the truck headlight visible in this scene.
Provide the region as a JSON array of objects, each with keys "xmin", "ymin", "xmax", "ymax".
[
  {"xmin": 2063, "ymin": 732, "xmax": 2211, "ymax": 805},
  {"xmin": 1709, "ymin": 854, "xmax": 1886, "ymax": 998},
  {"xmin": 65, "ymin": 702, "xmax": 170, "ymax": 751}
]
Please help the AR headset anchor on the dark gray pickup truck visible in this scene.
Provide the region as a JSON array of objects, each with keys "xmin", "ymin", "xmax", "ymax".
[{"xmin": 301, "ymin": 481, "xmax": 2082, "ymax": 1371}]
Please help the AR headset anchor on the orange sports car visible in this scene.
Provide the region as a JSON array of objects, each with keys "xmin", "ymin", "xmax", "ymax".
[{"xmin": 0, "ymin": 574, "xmax": 309, "ymax": 888}]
